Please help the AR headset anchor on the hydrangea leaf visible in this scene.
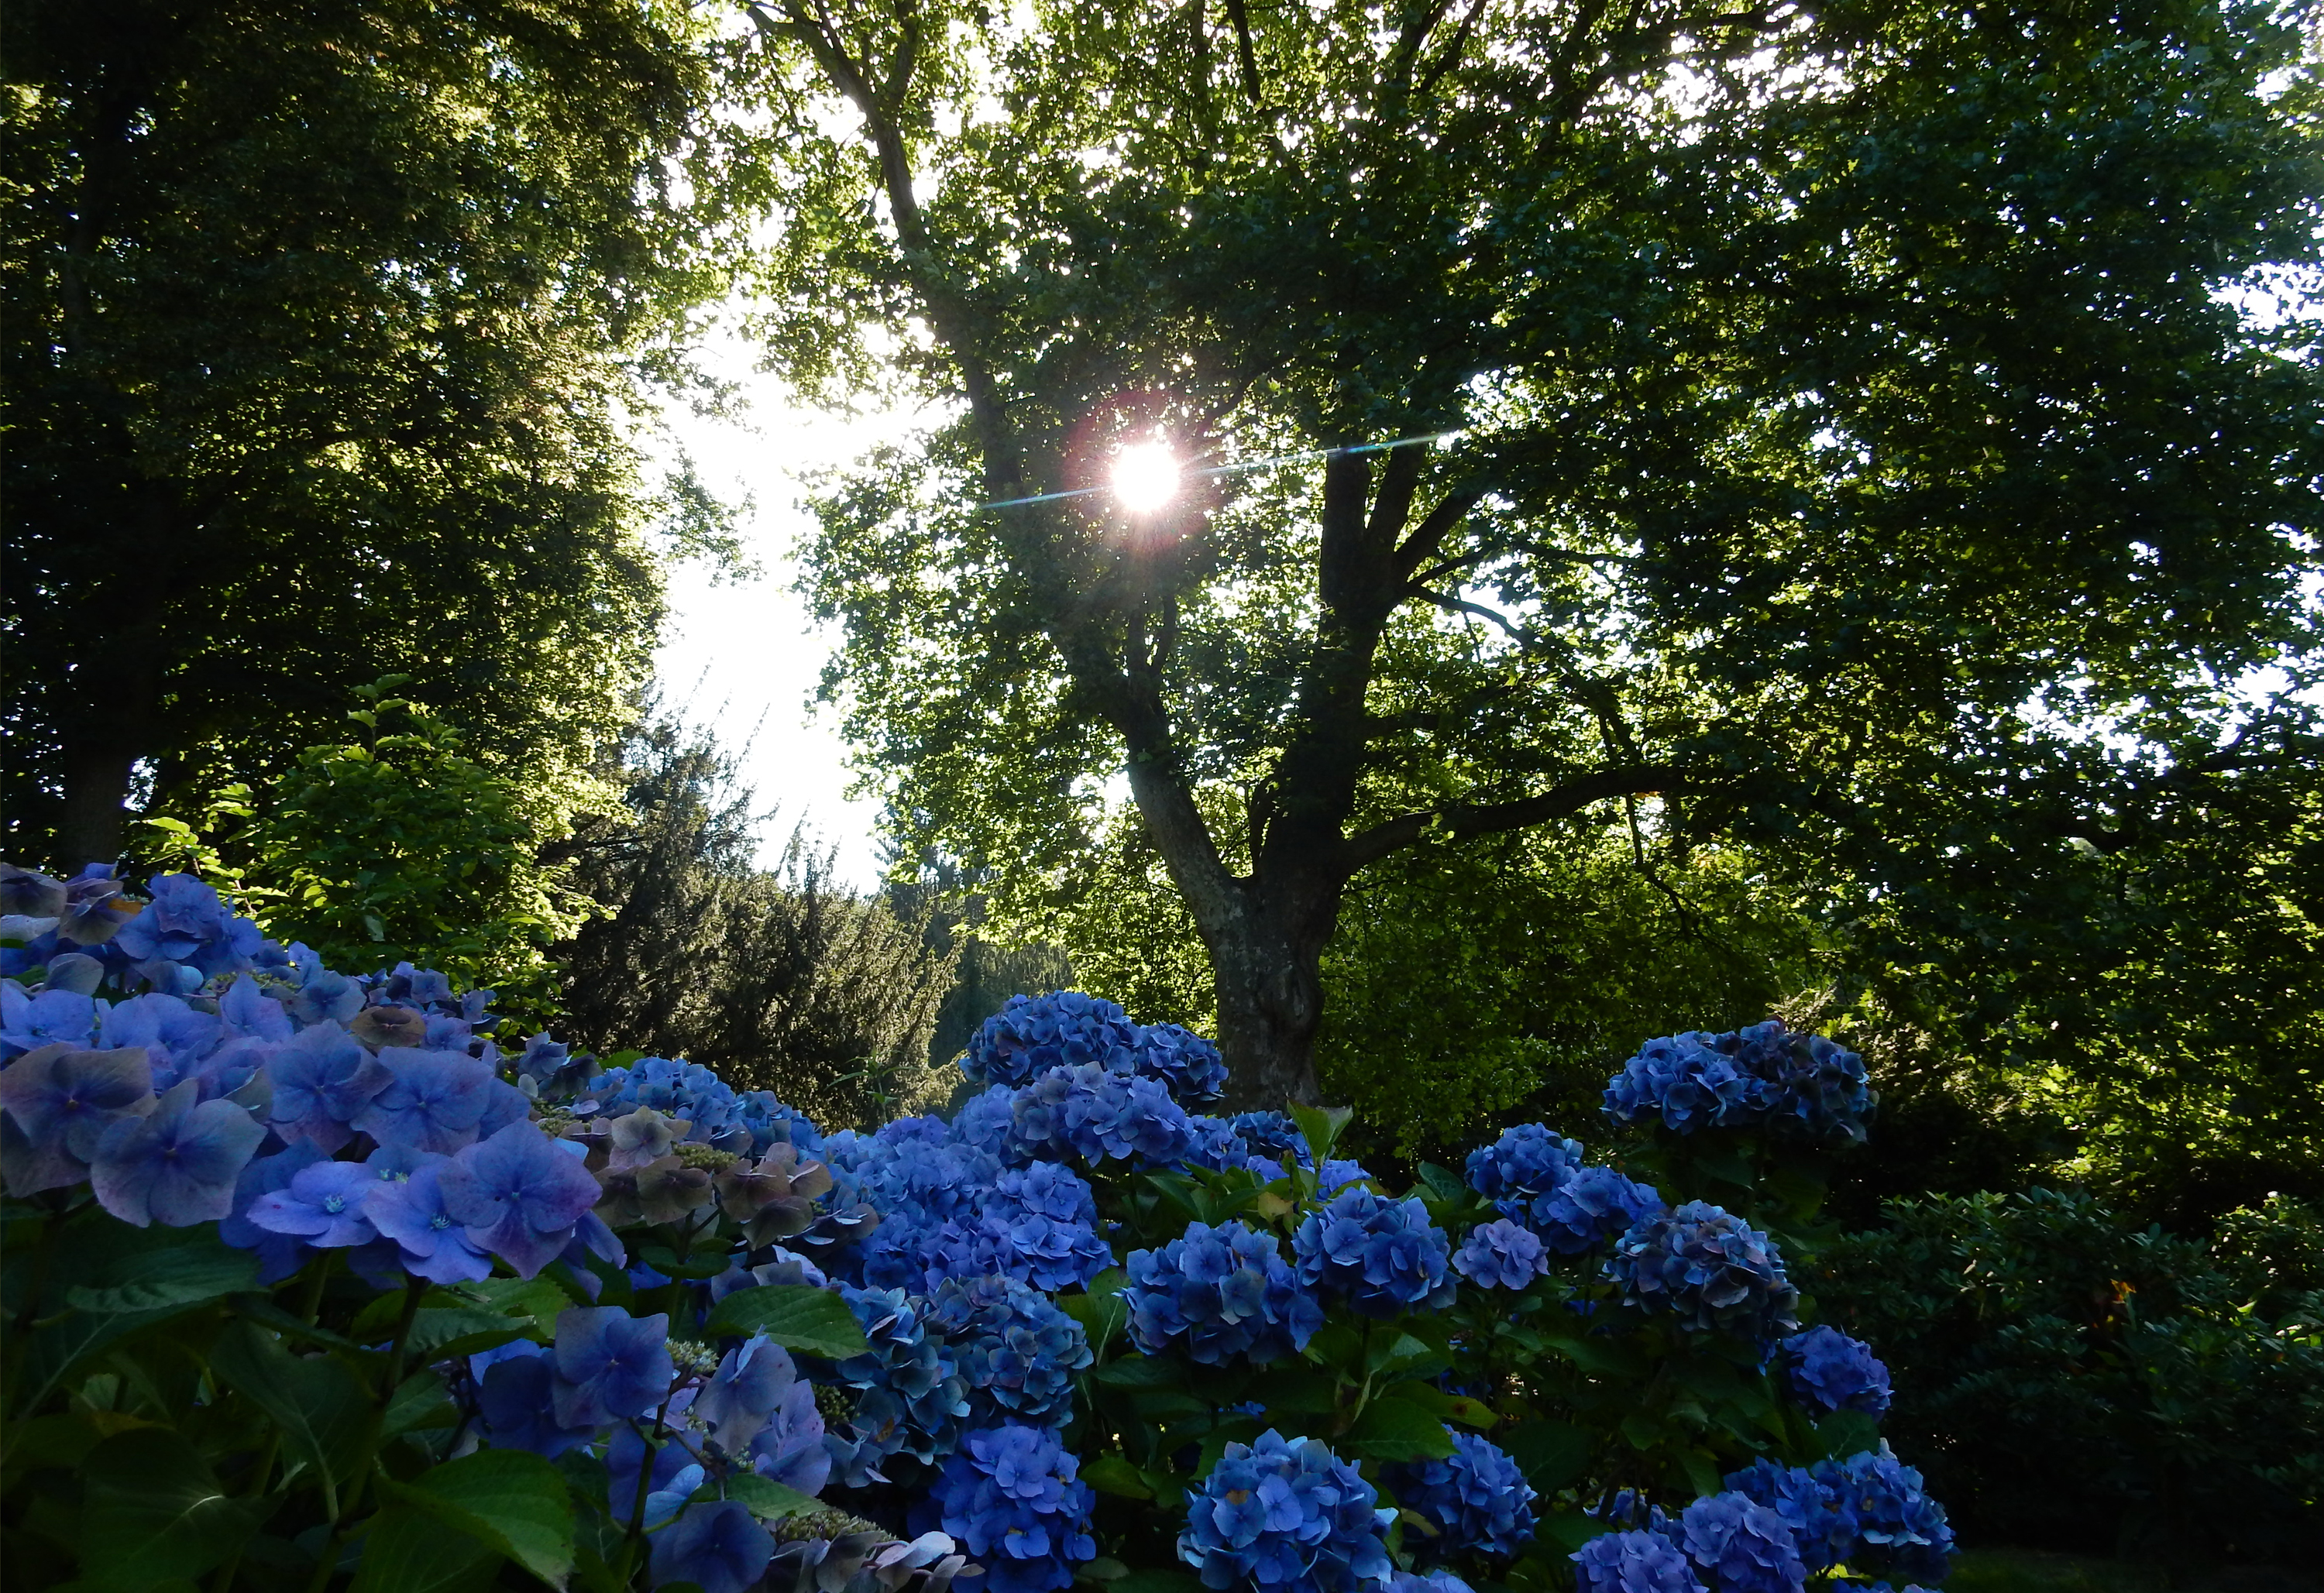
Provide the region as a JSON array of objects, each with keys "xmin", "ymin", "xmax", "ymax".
[
  {"xmin": 74, "ymin": 1427, "xmax": 263, "ymax": 1589},
  {"xmin": 1373, "ymin": 1379, "xmax": 1495, "ymax": 1430},
  {"xmin": 1497, "ymin": 1420, "xmax": 1593, "ymax": 1493},
  {"xmin": 1813, "ymin": 1409, "xmax": 1882, "ymax": 1461},
  {"xmin": 406, "ymin": 1306, "xmax": 535, "ymax": 1361},
  {"xmin": 1081, "ymin": 1454, "xmax": 1156, "ymax": 1499},
  {"xmin": 1112, "ymin": 1572, "xmax": 1204, "ymax": 1593},
  {"xmin": 373, "ymin": 1448, "xmax": 575, "ymax": 1590},
  {"xmin": 724, "ymin": 1473, "xmax": 820, "ymax": 1522},
  {"xmin": 349, "ymin": 1504, "xmax": 501, "ymax": 1593},
  {"xmin": 61, "ymin": 1238, "xmax": 259, "ymax": 1313},
  {"xmin": 1341, "ymin": 1400, "xmax": 1458, "ymax": 1461},
  {"xmin": 702, "ymin": 1283, "xmax": 870, "ymax": 1357},
  {"xmin": 1288, "ymin": 1104, "xmax": 1353, "ymax": 1166},
  {"xmin": 383, "ymin": 1368, "xmax": 459, "ymax": 1438},
  {"xmin": 210, "ymin": 1319, "xmax": 371, "ymax": 1516}
]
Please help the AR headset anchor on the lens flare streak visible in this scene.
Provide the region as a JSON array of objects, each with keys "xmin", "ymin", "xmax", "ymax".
[{"xmin": 978, "ymin": 431, "xmax": 1464, "ymax": 511}]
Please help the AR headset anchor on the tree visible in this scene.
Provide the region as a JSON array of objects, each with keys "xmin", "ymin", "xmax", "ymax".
[
  {"xmin": 556, "ymin": 718, "xmax": 958, "ymax": 1128},
  {"xmin": 744, "ymin": 0, "xmax": 2324, "ymax": 1107},
  {"xmin": 2, "ymin": 0, "xmax": 738, "ymax": 867}
]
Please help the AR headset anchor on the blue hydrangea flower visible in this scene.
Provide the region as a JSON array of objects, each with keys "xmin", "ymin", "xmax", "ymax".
[
  {"xmin": 218, "ymin": 1142, "xmax": 327, "ymax": 1282},
  {"xmin": 1387, "ymin": 1433, "xmax": 1538, "ymax": 1562},
  {"xmin": 0, "ymin": 984, "xmax": 105, "ymax": 1056},
  {"xmin": 98, "ymin": 992, "xmax": 224, "ymax": 1086},
  {"xmin": 1607, "ymin": 1201, "xmax": 1800, "ymax": 1341},
  {"xmin": 694, "ymin": 1334, "xmax": 807, "ymax": 1454},
  {"xmin": 550, "ymin": 1306, "xmax": 673, "ymax": 1429},
  {"xmin": 352, "ymin": 1046, "xmax": 496, "ymax": 1153},
  {"xmin": 1814, "ymin": 1450, "xmax": 1954, "ymax": 1583},
  {"xmin": 437, "ymin": 1120, "xmax": 603, "ymax": 1278},
  {"xmin": 247, "ymin": 1159, "xmax": 381, "ymax": 1248},
  {"xmin": 1571, "ymin": 1529, "xmax": 1707, "ymax": 1593},
  {"xmin": 607, "ymin": 1420, "xmax": 706, "ymax": 1525},
  {"xmin": 1603, "ymin": 1023, "xmax": 1872, "ymax": 1145},
  {"xmin": 1676, "ymin": 1492, "xmax": 1805, "ymax": 1593},
  {"xmin": 749, "ymin": 1369, "xmax": 831, "ymax": 1496},
  {"xmin": 963, "ymin": 992, "xmax": 1141, "ymax": 1088},
  {"xmin": 0, "ymin": 1042, "xmax": 155, "ymax": 1194},
  {"xmin": 88, "ymin": 1077, "xmax": 264, "ymax": 1227},
  {"xmin": 1721, "ymin": 1459, "xmax": 1855, "ymax": 1573},
  {"xmin": 115, "ymin": 873, "xmax": 273, "ymax": 983},
  {"xmin": 1383, "ymin": 1574, "xmax": 1476, "ymax": 1593},
  {"xmin": 1124, "ymin": 1021, "xmax": 1229, "ymax": 1105},
  {"xmin": 1464, "ymin": 1124, "xmax": 1583, "ymax": 1220},
  {"xmin": 469, "ymin": 1341, "xmax": 590, "ymax": 1457},
  {"xmin": 1177, "ymin": 1430, "xmax": 1391, "ymax": 1593},
  {"xmin": 1780, "ymin": 1325, "xmax": 1893, "ymax": 1417},
  {"xmin": 913, "ymin": 1423, "xmax": 1096, "ymax": 1593},
  {"xmin": 951, "ymin": 1084, "xmax": 1017, "ymax": 1157},
  {"xmin": 822, "ymin": 1285, "xmax": 970, "ymax": 1485},
  {"xmin": 365, "ymin": 1157, "xmax": 494, "ymax": 1284},
  {"xmin": 1316, "ymin": 1159, "xmax": 1370, "ymax": 1195},
  {"xmin": 262, "ymin": 1023, "xmax": 394, "ymax": 1152},
  {"xmin": 1453, "ymin": 1218, "xmax": 1549, "ymax": 1290},
  {"xmin": 654, "ymin": 1500, "xmax": 774, "ymax": 1593},
  {"xmin": 1535, "ymin": 1166, "xmax": 1666, "ymax": 1255},
  {"xmin": 1228, "ymin": 1111, "xmax": 1308, "ymax": 1172},
  {"xmin": 1126, "ymin": 1219, "xmax": 1323, "ymax": 1365},
  {"xmin": 925, "ymin": 1275, "xmax": 1092, "ymax": 1427},
  {"xmin": 1292, "ymin": 1188, "xmax": 1455, "ymax": 1318},
  {"xmin": 1005, "ymin": 1063, "xmax": 1195, "ymax": 1167},
  {"xmin": 1181, "ymin": 1114, "xmax": 1249, "ymax": 1173}
]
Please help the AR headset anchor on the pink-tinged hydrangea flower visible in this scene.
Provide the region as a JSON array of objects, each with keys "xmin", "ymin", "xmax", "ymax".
[{"xmin": 88, "ymin": 1078, "xmax": 264, "ymax": 1227}]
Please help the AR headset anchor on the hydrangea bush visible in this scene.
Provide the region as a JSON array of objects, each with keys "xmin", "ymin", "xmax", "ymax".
[{"xmin": 0, "ymin": 866, "xmax": 1951, "ymax": 1593}]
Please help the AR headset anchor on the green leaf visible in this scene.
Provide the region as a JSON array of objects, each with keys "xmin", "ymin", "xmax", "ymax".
[
  {"xmin": 726, "ymin": 1474, "xmax": 821, "ymax": 1521},
  {"xmin": 1287, "ymin": 1104, "xmax": 1353, "ymax": 1166},
  {"xmin": 1373, "ymin": 1380, "xmax": 1494, "ymax": 1429},
  {"xmin": 1413, "ymin": 1163, "xmax": 1467, "ymax": 1203},
  {"xmin": 1081, "ymin": 1557, "xmax": 1131, "ymax": 1581},
  {"xmin": 1497, "ymin": 1420, "xmax": 1593, "ymax": 1492},
  {"xmin": 352, "ymin": 1505, "xmax": 502, "ymax": 1593},
  {"xmin": 1679, "ymin": 1449, "xmax": 1723, "ymax": 1500},
  {"xmin": 62, "ymin": 1241, "xmax": 259, "ymax": 1314},
  {"xmin": 1112, "ymin": 1568, "xmax": 1204, "ymax": 1593},
  {"xmin": 1340, "ymin": 1399, "xmax": 1456, "ymax": 1461},
  {"xmin": 407, "ymin": 1306, "xmax": 533, "ymax": 1359},
  {"xmin": 76, "ymin": 1428, "xmax": 263, "ymax": 1589},
  {"xmin": 210, "ymin": 1319, "xmax": 371, "ymax": 1516},
  {"xmin": 384, "ymin": 1368, "xmax": 460, "ymax": 1437},
  {"xmin": 374, "ymin": 1448, "xmax": 575, "ymax": 1590},
  {"xmin": 1090, "ymin": 1354, "xmax": 1185, "ymax": 1389},
  {"xmin": 1059, "ymin": 1287, "xmax": 1127, "ymax": 1353},
  {"xmin": 702, "ymin": 1285, "xmax": 871, "ymax": 1357},
  {"xmin": 1081, "ymin": 1455, "xmax": 1155, "ymax": 1499},
  {"xmin": 1814, "ymin": 1409, "xmax": 1882, "ymax": 1461}
]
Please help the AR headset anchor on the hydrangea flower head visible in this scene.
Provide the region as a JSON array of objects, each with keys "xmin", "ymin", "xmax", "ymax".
[
  {"xmin": 0, "ymin": 1042, "xmax": 155, "ymax": 1193},
  {"xmin": 1177, "ymin": 1430, "xmax": 1391, "ymax": 1593},
  {"xmin": 1779, "ymin": 1324, "xmax": 1892, "ymax": 1416},
  {"xmin": 1292, "ymin": 1187, "xmax": 1455, "ymax": 1318},
  {"xmin": 115, "ymin": 873, "xmax": 272, "ymax": 982},
  {"xmin": 653, "ymin": 1500, "xmax": 775, "ymax": 1593},
  {"xmin": 366, "ymin": 1157, "xmax": 495, "ymax": 1284},
  {"xmin": 1603, "ymin": 1022, "xmax": 1873, "ymax": 1145},
  {"xmin": 963, "ymin": 992, "xmax": 1140, "ymax": 1088},
  {"xmin": 1464, "ymin": 1124, "xmax": 1583, "ymax": 1219},
  {"xmin": 88, "ymin": 1077, "xmax": 264, "ymax": 1227},
  {"xmin": 1387, "ymin": 1433, "xmax": 1538, "ymax": 1562},
  {"xmin": 470, "ymin": 1341, "xmax": 590, "ymax": 1457},
  {"xmin": 550, "ymin": 1306, "xmax": 674, "ymax": 1429},
  {"xmin": 437, "ymin": 1120, "xmax": 603, "ymax": 1277},
  {"xmin": 1125, "ymin": 1021, "xmax": 1229, "ymax": 1105},
  {"xmin": 0, "ymin": 984, "xmax": 105, "ymax": 1056},
  {"xmin": 264, "ymin": 1023, "xmax": 391, "ymax": 1152},
  {"xmin": 1004, "ymin": 1063, "xmax": 1194, "ymax": 1167},
  {"xmin": 823, "ymin": 1286, "xmax": 970, "ymax": 1485},
  {"xmin": 1125, "ymin": 1219, "xmax": 1322, "ymax": 1365},
  {"xmin": 914, "ymin": 1423, "xmax": 1096, "ymax": 1593},
  {"xmin": 1721, "ymin": 1459, "xmax": 1855, "ymax": 1573},
  {"xmin": 1813, "ymin": 1450, "xmax": 1954, "ymax": 1583},
  {"xmin": 1607, "ymin": 1200, "xmax": 1799, "ymax": 1342},
  {"xmin": 248, "ymin": 1159, "xmax": 381, "ymax": 1248},
  {"xmin": 1535, "ymin": 1166, "xmax": 1666, "ymax": 1254},
  {"xmin": 1571, "ymin": 1530, "xmax": 1706, "ymax": 1593},
  {"xmin": 1676, "ymin": 1492, "xmax": 1806, "ymax": 1593},
  {"xmin": 924, "ymin": 1275, "xmax": 1091, "ymax": 1427},
  {"xmin": 1453, "ymin": 1218, "xmax": 1550, "ymax": 1290},
  {"xmin": 352, "ymin": 1046, "xmax": 496, "ymax": 1153}
]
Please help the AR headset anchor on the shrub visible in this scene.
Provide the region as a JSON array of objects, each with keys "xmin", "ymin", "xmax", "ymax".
[{"xmin": 0, "ymin": 860, "xmax": 1956, "ymax": 1591}]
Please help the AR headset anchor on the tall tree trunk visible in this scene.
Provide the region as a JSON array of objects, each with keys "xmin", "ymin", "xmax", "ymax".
[{"xmin": 1202, "ymin": 875, "xmax": 1341, "ymax": 1111}]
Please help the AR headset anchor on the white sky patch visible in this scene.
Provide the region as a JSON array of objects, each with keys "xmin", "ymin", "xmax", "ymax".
[{"xmin": 645, "ymin": 314, "xmax": 928, "ymax": 891}]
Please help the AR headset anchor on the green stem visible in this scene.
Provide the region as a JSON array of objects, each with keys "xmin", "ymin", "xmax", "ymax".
[{"xmin": 614, "ymin": 1396, "xmax": 677, "ymax": 1587}]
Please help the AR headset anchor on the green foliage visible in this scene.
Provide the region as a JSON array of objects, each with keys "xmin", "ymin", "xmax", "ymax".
[
  {"xmin": 1814, "ymin": 1190, "xmax": 2324, "ymax": 1564},
  {"xmin": 147, "ymin": 686, "xmax": 598, "ymax": 1017},
  {"xmin": 2, "ymin": 0, "xmax": 743, "ymax": 865}
]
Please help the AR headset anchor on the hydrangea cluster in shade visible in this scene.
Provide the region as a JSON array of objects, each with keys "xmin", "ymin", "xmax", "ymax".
[
  {"xmin": 913, "ymin": 1423, "xmax": 1096, "ymax": 1593},
  {"xmin": 1385, "ymin": 1433, "xmax": 1538, "ymax": 1562},
  {"xmin": 1676, "ymin": 1493, "xmax": 1806, "ymax": 1593},
  {"xmin": 1819, "ymin": 1450, "xmax": 1955, "ymax": 1583},
  {"xmin": 1124, "ymin": 1219, "xmax": 1324, "ymax": 1365},
  {"xmin": 961, "ymin": 990, "xmax": 1227, "ymax": 1107},
  {"xmin": 1607, "ymin": 1200, "xmax": 1800, "ymax": 1342},
  {"xmin": 1461, "ymin": 1124, "xmax": 1664, "ymax": 1254},
  {"xmin": 1465, "ymin": 1124, "xmax": 1583, "ymax": 1217},
  {"xmin": 1001, "ymin": 1061, "xmax": 1195, "ymax": 1167},
  {"xmin": 821, "ymin": 1286, "xmax": 971, "ymax": 1487},
  {"xmin": 835, "ymin": 1122, "xmax": 1112, "ymax": 1297},
  {"xmin": 1293, "ymin": 1186, "xmax": 1455, "ymax": 1317},
  {"xmin": 1779, "ymin": 1325, "xmax": 1893, "ymax": 1417},
  {"xmin": 923, "ymin": 1275, "xmax": 1092, "ymax": 1428},
  {"xmin": 1452, "ymin": 1217, "xmax": 1549, "ymax": 1289},
  {"xmin": 1177, "ymin": 1430, "xmax": 1393, "ymax": 1593},
  {"xmin": 1604, "ymin": 1021, "xmax": 1874, "ymax": 1145}
]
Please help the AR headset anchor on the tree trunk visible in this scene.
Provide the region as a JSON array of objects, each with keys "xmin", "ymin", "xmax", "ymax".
[{"xmin": 1204, "ymin": 878, "xmax": 1339, "ymax": 1111}]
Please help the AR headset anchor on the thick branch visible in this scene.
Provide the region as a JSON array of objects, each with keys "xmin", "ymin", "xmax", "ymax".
[{"xmin": 1341, "ymin": 765, "xmax": 1685, "ymax": 870}]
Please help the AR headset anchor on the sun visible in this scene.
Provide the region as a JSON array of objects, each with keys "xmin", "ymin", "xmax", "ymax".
[{"xmin": 1109, "ymin": 439, "xmax": 1181, "ymax": 514}]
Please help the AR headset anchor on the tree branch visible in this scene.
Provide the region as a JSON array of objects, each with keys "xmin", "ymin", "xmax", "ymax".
[{"xmin": 1341, "ymin": 766, "xmax": 1686, "ymax": 870}]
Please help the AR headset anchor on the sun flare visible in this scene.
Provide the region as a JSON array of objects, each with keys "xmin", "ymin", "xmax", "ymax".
[{"xmin": 1110, "ymin": 440, "xmax": 1181, "ymax": 514}]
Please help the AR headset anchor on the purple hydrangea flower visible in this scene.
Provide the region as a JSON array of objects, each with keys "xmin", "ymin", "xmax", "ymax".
[
  {"xmin": 693, "ymin": 1334, "xmax": 805, "ymax": 1454},
  {"xmin": 352, "ymin": 1046, "xmax": 495, "ymax": 1153},
  {"xmin": 219, "ymin": 1142, "xmax": 328, "ymax": 1282},
  {"xmin": 1572, "ymin": 1530, "xmax": 1705, "ymax": 1593},
  {"xmin": 264, "ymin": 1023, "xmax": 392, "ymax": 1152},
  {"xmin": 114, "ymin": 873, "xmax": 270, "ymax": 981},
  {"xmin": 437, "ymin": 1120, "xmax": 602, "ymax": 1277},
  {"xmin": 1292, "ymin": 1187, "xmax": 1456, "ymax": 1318},
  {"xmin": 0, "ymin": 1043, "xmax": 155, "ymax": 1193},
  {"xmin": 1453, "ymin": 1218, "xmax": 1550, "ymax": 1290},
  {"xmin": 0, "ymin": 983, "xmax": 105, "ymax": 1056},
  {"xmin": 88, "ymin": 1078, "xmax": 265, "ymax": 1227},
  {"xmin": 366, "ymin": 1157, "xmax": 494, "ymax": 1284},
  {"xmin": 653, "ymin": 1500, "xmax": 773, "ymax": 1593},
  {"xmin": 550, "ymin": 1306, "xmax": 673, "ymax": 1429}
]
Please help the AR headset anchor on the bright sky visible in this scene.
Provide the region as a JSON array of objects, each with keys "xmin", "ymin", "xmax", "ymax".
[{"xmin": 647, "ymin": 322, "xmax": 921, "ymax": 891}]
